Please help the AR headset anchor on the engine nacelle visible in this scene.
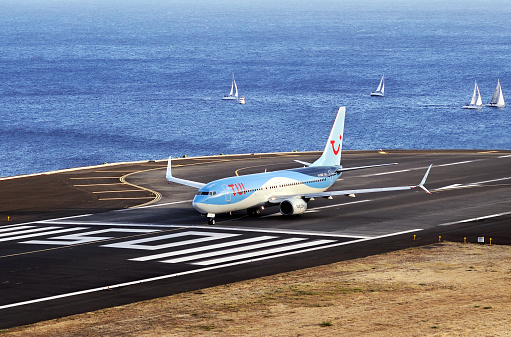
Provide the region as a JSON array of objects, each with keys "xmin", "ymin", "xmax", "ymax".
[{"xmin": 279, "ymin": 198, "xmax": 307, "ymax": 215}]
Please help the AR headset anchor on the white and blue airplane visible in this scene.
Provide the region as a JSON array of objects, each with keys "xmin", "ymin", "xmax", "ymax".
[{"xmin": 166, "ymin": 107, "xmax": 432, "ymax": 225}]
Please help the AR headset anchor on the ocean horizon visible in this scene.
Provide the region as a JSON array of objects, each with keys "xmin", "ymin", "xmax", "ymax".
[{"xmin": 1, "ymin": 0, "xmax": 510, "ymax": 177}]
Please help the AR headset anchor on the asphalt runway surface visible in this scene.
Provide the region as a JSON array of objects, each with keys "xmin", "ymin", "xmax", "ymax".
[{"xmin": 1, "ymin": 150, "xmax": 510, "ymax": 328}]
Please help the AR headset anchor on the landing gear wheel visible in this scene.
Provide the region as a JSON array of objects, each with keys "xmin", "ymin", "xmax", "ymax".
[
  {"xmin": 208, "ymin": 217, "xmax": 216, "ymax": 225},
  {"xmin": 247, "ymin": 208, "xmax": 261, "ymax": 217}
]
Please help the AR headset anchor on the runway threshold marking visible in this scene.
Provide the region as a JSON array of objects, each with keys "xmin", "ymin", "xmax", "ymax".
[{"xmin": 0, "ymin": 227, "xmax": 421, "ymax": 310}]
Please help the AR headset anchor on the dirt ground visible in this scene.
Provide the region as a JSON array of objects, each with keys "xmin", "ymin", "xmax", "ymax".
[{"xmin": 2, "ymin": 241, "xmax": 510, "ymax": 337}]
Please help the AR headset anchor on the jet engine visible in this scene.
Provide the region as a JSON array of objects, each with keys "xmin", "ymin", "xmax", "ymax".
[{"xmin": 279, "ymin": 198, "xmax": 307, "ymax": 215}]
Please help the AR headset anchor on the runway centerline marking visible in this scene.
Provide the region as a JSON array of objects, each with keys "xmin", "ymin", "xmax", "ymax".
[
  {"xmin": 438, "ymin": 211, "xmax": 511, "ymax": 226},
  {"xmin": 433, "ymin": 176, "xmax": 511, "ymax": 192}
]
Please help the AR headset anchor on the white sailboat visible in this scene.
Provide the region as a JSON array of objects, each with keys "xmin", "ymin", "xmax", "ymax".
[
  {"xmin": 486, "ymin": 79, "xmax": 505, "ymax": 108},
  {"xmin": 463, "ymin": 80, "xmax": 483, "ymax": 109},
  {"xmin": 222, "ymin": 73, "xmax": 239, "ymax": 101},
  {"xmin": 370, "ymin": 74, "xmax": 385, "ymax": 96}
]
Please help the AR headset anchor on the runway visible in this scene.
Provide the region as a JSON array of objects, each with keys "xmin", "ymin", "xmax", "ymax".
[{"xmin": 1, "ymin": 150, "xmax": 510, "ymax": 328}]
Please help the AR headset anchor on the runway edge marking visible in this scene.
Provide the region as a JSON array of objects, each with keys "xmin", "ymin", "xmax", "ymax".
[{"xmin": 0, "ymin": 228, "xmax": 422, "ymax": 311}]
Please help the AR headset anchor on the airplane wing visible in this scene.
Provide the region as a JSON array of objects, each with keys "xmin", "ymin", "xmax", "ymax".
[
  {"xmin": 268, "ymin": 164, "xmax": 432, "ymax": 203},
  {"xmin": 166, "ymin": 157, "xmax": 206, "ymax": 189}
]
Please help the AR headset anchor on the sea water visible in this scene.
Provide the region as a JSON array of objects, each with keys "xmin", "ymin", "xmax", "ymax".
[{"xmin": 1, "ymin": 0, "xmax": 510, "ymax": 177}]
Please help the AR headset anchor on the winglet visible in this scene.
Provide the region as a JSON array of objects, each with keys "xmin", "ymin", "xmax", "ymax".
[
  {"xmin": 165, "ymin": 156, "xmax": 206, "ymax": 189},
  {"xmin": 417, "ymin": 164, "xmax": 432, "ymax": 194},
  {"xmin": 166, "ymin": 156, "xmax": 173, "ymax": 181}
]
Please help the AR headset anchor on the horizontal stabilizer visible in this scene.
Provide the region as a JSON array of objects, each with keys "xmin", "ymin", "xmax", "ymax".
[
  {"xmin": 294, "ymin": 159, "xmax": 312, "ymax": 167},
  {"xmin": 336, "ymin": 162, "xmax": 398, "ymax": 173}
]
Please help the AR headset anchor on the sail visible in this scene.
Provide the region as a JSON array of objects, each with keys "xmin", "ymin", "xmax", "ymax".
[
  {"xmin": 475, "ymin": 82, "xmax": 482, "ymax": 106},
  {"xmin": 371, "ymin": 74, "xmax": 385, "ymax": 96},
  {"xmin": 234, "ymin": 77, "xmax": 238, "ymax": 98},
  {"xmin": 497, "ymin": 83, "xmax": 505, "ymax": 107},
  {"xmin": 469, "ymin": 80, "xmax": 478, "ymax": 105},
  {"xmin": 376, "ymin": 75, "xmax": 384, "ymax": 92},
  {"xmin": 229, "ymin": 81, "xmax": 234, "ymax": 96},
  {"xmin": 488, "ymin": 79, "xmax": 505, "ymax": 107}
]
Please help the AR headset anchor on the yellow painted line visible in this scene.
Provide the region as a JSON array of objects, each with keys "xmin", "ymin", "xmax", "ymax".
[
  {"xmin": 98, "ymin": 197, "xmax": 155, "ymax": 201},
  {"xmin": 73, "ymin": 183, "xmax": 124, "ymax": 187},
  {"xmin": 120, "ymin": 168, "xmax": 163, "ymax": 208},
  {"xmin": 94, "ymin": 170, "xmax": 133, "ymax": 173},
  {"xmin": 70, "ymin": 176, "xmax": 120, "ymax": 179},
  {"xmin": 92, "ymin": 190, "xmax": 145, "ymax": 194}
]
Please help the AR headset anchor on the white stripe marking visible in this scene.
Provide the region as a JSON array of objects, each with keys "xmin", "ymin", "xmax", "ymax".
[
  {"xmin": 194, "ymin": 239, "xmax": 336, "ymax": 266},
  {"xmin": 0, "ymin": 228, "xmax": 422, "ymax": 310},
  {"xmin": 132, "ymin": 236, "xmax": 276, "ymax": 262},
  {"xmin": 0, "ymin": 225, "xmax": 34, "ymax": 233},
  {"xmin": 162, "ymin": 237, "xmax": 307, "ymax": 264},
  {"xmin": 366, "ymin": 169, "xmax": 411, "ymax": 176},
  {"xmin": 436, "ymin": 160, "xmax": 474, "ymax": 167},
  {"xmin": 264, "ymin": 200, "xmax": 371, "ymax": 217},
  {"xmin": 0, "ymin": 226, "xmax": 59, "ymax": 238},
  {"xmin": 114, "ymin": 200, "xmax": 193, "ymax": 211},
  {"xmin": 438, "ymin": 211, "xmax": 511, "ymax": 226},
  {"xmin": 22, "ymin": 228, "xmax": 158, "ymax": 246},
  {"xmin": 306, "ymin": 199, "xmax": 370, "ymax": 212},
  {"xmin": 433, "ymin": 176, "xmax": 511, "ymax": 191},
  {"xmin": 103, "ymin": 231, "xmax": 239, "ymax": 250},
  {"xmin": 39, "ymin": 214, "xmax": 93, "ymax": 222},
  {"xmin": 0, "ymin": 227, "xmax": 88, "ymax": 243}
]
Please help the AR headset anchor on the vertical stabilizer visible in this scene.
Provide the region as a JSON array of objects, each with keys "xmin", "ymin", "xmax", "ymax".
[{"xmin": 311, "ymin": 107, "xmax": 345, "ymax": 167}]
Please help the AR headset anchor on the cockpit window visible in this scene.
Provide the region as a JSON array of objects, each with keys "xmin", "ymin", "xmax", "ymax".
[{"xmin": 196, "ymin": 191, "xmax": 217, "ymax": 196}]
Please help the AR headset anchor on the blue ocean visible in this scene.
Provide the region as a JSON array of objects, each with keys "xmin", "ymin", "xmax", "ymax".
[{"xmin": 1, "ymin": 0, "xmax": 510, "ymax": 177}]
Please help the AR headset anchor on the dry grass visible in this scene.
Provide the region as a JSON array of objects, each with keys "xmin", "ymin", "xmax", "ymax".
[{"xmin": 2, "ymin": 242, "xmax": 510, "ymax": 336}]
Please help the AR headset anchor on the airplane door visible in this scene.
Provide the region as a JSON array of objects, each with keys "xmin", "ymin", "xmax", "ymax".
[
  {"xmin": 328, "ymin": 170, "xmax": 333, "ymax": 182},
  {"xmin": 222, "ymin": 184, "xmax": 231, "ymax": 203}
]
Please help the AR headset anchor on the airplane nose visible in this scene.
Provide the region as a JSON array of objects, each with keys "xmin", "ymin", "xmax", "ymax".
[{"xmin": 192, "ymin": 197, "xmax": 207, "ymax": 213}]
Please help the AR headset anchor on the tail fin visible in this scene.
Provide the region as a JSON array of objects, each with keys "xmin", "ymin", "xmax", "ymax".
[{"xmin": 311, "ymin": 107, "xmax": 345, "ymax": 167}]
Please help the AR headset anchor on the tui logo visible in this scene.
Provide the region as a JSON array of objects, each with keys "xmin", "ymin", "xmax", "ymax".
[{"xmin": 330, "ymin": 135, "xmax": 342, "ymax": 155}]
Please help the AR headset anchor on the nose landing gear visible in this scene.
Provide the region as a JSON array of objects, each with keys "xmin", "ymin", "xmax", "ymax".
[{"xmin": 207, "ymin": 213, "xmax": 216, "ymax": 225}]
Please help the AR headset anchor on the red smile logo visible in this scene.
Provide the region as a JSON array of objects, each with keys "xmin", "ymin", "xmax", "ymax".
[{"xmin": 330, "ymin": 135, "xmax": 342, "ymax": 155}]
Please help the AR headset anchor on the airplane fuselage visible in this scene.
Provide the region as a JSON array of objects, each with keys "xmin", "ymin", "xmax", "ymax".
[
  {"xmin": 167, "ymin": 107, "xmax": 431, "ymax": 225},
  {"xmin": 192, "ymin": 166, "xmax": 342, "ymax": 215}
]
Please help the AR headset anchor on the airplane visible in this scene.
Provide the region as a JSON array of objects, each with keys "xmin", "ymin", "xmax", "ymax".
[{"xmin": 166, "ymin": 107, "xmax": 432, "ymax": 225}]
